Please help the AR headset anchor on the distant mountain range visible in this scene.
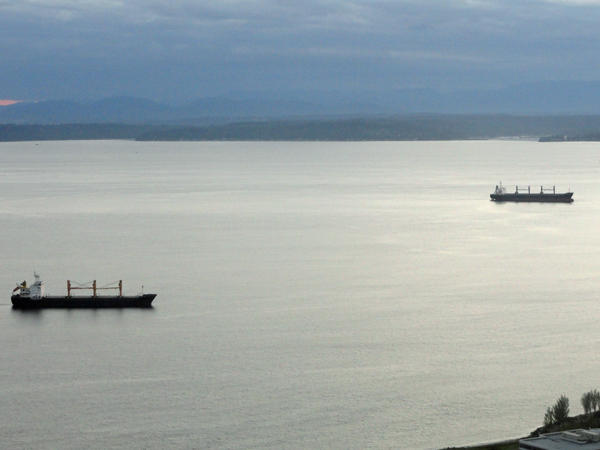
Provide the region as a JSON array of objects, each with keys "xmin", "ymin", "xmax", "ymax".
[{"xmin": 5, "ymin": 81, "xmax": 600, "ymax": 124}]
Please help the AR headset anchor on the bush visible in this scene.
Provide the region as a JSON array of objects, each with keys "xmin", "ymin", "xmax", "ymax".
[
  {"xmin": 581, "ymin": 389, "xmax": 600, "ymax": 415},
  {"xmin": 544, "ymin": 395, "xmax": 569, "ymax": 425},
  {"xmin": 553, "ymin": 395, "xmax": 570, "ymax": 423},
  {"xmin": 544, "ymin": 406, "xmax": 554, "ymax": 426},
  {"xmin": 592, "ymin": 390, "xmax": 600, "ymax": 412},
  {"xmin": 582, "ymin": 391, "xmax": 593, "ymax": 414}
]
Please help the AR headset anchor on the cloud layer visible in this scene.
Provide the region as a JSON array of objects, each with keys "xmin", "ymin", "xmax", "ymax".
[{"xmin": 2, "ymin": 0, "xmax": 600, "ymax": 102}]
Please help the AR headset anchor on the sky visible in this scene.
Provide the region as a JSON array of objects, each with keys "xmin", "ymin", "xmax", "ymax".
[{"xmin": 3, "ymin": 0, "xmax": 600, "ymax": 103}]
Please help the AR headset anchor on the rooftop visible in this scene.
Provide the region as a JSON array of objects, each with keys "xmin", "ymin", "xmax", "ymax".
[{"xmin": 520, "ymin": 429, "xmax": 600, "ymax": 450}]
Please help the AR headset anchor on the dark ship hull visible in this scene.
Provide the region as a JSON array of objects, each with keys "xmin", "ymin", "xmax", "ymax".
[
  {"xmin": 11, "ymin": 294, "xmax": 156, "ymax": 309},
  {"xmin": 490, "ymin": 192, "xmax": 573, "ymax": 203}
]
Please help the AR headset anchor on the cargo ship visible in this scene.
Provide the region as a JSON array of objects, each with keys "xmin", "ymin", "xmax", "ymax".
[
  {"xmin": 11, "ymin": 274, "xmax": 156, "ymax": 308},
  {"xmin": 490, "ymin": 183, "xmax": 573, "ymax": 203}
]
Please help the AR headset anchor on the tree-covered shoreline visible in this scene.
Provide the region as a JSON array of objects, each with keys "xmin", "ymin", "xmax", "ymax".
[{"xmin": 4, "ymin": 115, "xmax": 600, "ymax": 142}]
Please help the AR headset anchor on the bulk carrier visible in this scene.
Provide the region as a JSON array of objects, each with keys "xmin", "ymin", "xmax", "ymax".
[
  {"xmin": 490, "ymin": 183, "xmax": 573, "ymax": 203},
  {"xmin": 11, "ymin": 274, "xmax": 156, "ymax": 308}
]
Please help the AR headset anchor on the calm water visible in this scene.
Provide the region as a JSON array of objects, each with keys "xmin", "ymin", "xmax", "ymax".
[{"xmin": 1, "ymin": 140, "xmax": 600, "ymax": 449}]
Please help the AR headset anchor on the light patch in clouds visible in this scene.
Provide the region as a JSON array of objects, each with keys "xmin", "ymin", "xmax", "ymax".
[
  {"xmin": 0, "ymin": 0, "xmax": 124, "ymax": 20},
  {"xmin": 235, "ymin": 45, "xmax": 492, "ymax": 64},
  {"xmin": 387, "ymin": 50, "xmax": 491, "ymax": 64}
]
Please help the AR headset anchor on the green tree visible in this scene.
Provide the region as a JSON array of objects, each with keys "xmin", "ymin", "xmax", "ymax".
[
  {"xmin": 592, "ymin": 389, "xmax": 600, "ymax": 412},
  {"xmin": 544, "ymin": 406, "xmax": 554, "ymax": 426},
  {"xmin": 582, "ymin": 391, "xmax": 592, "ymax": 414},
  {"xmin": 552, "ymin": 395, "xmax": 570, "ymax": 423}
]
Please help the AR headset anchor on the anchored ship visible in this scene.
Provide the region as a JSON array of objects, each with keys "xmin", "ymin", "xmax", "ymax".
[
  {"xmin": 490, "ymin": 183, "xmax": 573, "ymax": 203},
  {"xmin": 11, "ymin": 273, "xmax": 156, "ymax": 308}
]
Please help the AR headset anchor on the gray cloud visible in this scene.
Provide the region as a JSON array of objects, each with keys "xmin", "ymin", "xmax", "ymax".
[{"xmin": 2, "ymin": 0, "xmax": 600, "ymax": 101}]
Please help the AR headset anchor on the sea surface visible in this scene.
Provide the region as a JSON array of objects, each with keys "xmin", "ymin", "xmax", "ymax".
[{"xmin": 1, "ymin": 140, "xmax": 599, "ymax": 449}]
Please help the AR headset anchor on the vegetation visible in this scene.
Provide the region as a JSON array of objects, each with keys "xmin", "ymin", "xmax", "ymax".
[
  {"xmin": 542, "ymin": 395, "xmax": 569, "ymax": 425},
  {"xmin": 4, "ymin": 115, "xmax": 600, "ymax": 141},
  {"xmin": 531, "ymin": 409, "xmax": 600, "ymax": 436},
  {"xmin": 0, "ymin": 124, "xmax": 159, "ymax": 141},
  {"xmin": 531, "ymin": 391, "xmax": 600, "ymax": 437},
  {"xmin": 133, "ymin": 116, "xmax": 600, "ymax": 141},
  {"xmin": 445, "ymin": 390, "xmax": 600, "ymax": 449},
  {"xmin": 581, "ymin": 389, "xmax": 600, "ymax": 414},
  {"xmin": 539, "ymin": 133, "xmax": 600, "ymax": 141},
  {"xmin": 544, "ymin": 406, "xmax": 554, "ymax": 427}
]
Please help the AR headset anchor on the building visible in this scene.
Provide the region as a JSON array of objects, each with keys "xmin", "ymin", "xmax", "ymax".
[{"xmin": 520, "ymin": 429, "xmax": 600, "ymax": 450}]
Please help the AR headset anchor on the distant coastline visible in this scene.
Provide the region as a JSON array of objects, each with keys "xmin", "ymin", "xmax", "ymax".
[
  {"xmin": 4, "ymin": 115, "xmax": 600, "ymax": 142},
  {"xmin": 539, "ymin": 133, "xmax": 600, "ymax": 142}
]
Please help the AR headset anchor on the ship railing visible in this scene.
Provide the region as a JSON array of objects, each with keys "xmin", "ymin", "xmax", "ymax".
[
  {"xmin": 540, "ymin": 185, "xmax": 556, "ymax": 194},
  {"xmin": 515, "ymin": 185, "xmax": 532, "ymax": 194},
  {"xmin": 513, "ymin": 185, "xmax": 558, "ymax": 194},
  {"xmin": 67, "ymin": 279, "xmax": 123, "ymax": 297}
]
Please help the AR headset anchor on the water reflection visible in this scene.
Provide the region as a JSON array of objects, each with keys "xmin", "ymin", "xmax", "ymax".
[
  {"xmin": 10, "ymin": 306, "xmax": 155, "ymax": 322},
  {"xmin": 10, "ymin": 307, "xmax": 43, "ymax": 319}
]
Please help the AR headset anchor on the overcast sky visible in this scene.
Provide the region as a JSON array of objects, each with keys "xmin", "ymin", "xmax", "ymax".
[{"xmin": 3, "ymin": 0, "xmax": 600, "ymax": 103}]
